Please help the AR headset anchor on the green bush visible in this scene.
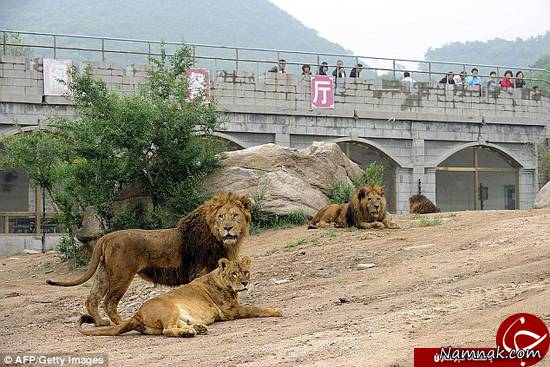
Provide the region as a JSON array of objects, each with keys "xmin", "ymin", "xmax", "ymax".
[
  {"xmin": 329, "ymin": 181, "xmax": 353, "ymax": 204},
  {"xmin": 57, "ymin": 235, "xmax": 89, "ymax": 269},
  {"xmin": 329, "ymin": 162, "xmax": 386, "ymax": 204},
  {"xmin": 286, "ymin": 210, "xmax": 308, "ymax": 225},
  {"xmin": 250, "ymin": 183, "xmax": 309, "ymax": 233},
  {"xmin": 353, "ymin": 162, "xmax": 385, "ymax": 187}
]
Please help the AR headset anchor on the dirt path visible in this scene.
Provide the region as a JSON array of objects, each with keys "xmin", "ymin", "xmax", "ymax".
[{"xmin": 1, "ymin": 210, "xmax": 549, "ymax": 366}]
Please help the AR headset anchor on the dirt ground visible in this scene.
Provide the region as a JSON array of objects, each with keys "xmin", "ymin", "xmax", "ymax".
[{"xmin": 0, "ymin": 210, "xmax": 549, "ymax": 367}]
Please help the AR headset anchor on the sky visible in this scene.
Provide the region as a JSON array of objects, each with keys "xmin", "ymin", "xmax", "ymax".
[{"xmin": 270, "ymin": 0, "xmax": 549, "ymax": 61}]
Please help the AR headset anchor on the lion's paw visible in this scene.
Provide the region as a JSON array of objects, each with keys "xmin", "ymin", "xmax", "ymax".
[{"xmin": 193, "ymin": 324, "xmax": 209, "ymax": 335}]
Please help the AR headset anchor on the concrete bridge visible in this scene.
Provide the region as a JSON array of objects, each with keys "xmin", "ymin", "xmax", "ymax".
[{"xmin": 0, "ymin": 54, "xmax": 549, "ymax": 250}]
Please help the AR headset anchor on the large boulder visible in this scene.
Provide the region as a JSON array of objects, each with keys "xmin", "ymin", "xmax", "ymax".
[
  {"xmin": 205, "ymin": 142, "xmax": 363, "ymax": 216},
  {"xmin": 534, "ymin": 181, "xmax": 550, "ymax": 209}
]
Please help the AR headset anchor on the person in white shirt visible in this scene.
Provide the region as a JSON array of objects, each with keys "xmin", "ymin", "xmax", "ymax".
[{"xmin": 401, "ymin": 71, "xmax": 416, "ymax": 88}]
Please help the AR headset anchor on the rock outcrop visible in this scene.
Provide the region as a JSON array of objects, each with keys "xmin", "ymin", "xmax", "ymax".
[
  {"xmin": 205, "ymin": 142, "xmax": 363, "ymax": 216},
  {"xmin": 534, "ymin": 181, "xmax": 550, "ymax": 209}
]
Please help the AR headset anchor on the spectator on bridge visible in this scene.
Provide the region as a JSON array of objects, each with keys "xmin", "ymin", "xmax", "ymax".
[
  {"xmin": 486, "ymin": 71, "xmax": 498, "ymax": 88},
  {"xmin": 402, "ymin": 71, "xmax": 416, "ymax": 88},
  {"xmin": 454, "ymin": 71, "xmax": 467, "ymax": 85},
  {"xmin": 466, "ymin": 68, "xmax": 482, "ymax": 86},
  {"xmin": 515, "ymin": 71, "xmax": 526, "ymax": 88},
  {"xmin": 332, "ymin": 59, "xmax": 346, "ymax": 83},
  {"xmin": 318, "ymin": 61, "xmax": 329, "ymax": 75},
  {"xmin": 269, "ymin": 59, "xmax": 286, "ymax": 73},
  {"xmin": 350, "ymin": 63, "xmax": 364, "ymax": 78},
  {"xmin": 302, "ymin": 64, "xmax": 312, "ymax": 76},
  {"xmin": 499, "ymin": 70, "xmax": 514, "ymax": 88},
  {"xmin": 439, "ymin": 72, "xmax": 456, "ymax": 84}
]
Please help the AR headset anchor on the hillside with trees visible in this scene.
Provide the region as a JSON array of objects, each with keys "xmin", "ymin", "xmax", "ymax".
[{"xmin": 424, "ymin": 32, "xmax": 550, "ymax": 68}]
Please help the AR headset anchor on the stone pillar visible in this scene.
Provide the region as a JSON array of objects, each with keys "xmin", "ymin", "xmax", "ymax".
[
  {"xmin": 424, "ymin": 168, "xmax": 437, "ymax": 204},
  {"xmin": 275, "ymin": 133, "xmax": 290, "ymax": 147},
  {"xmin": 519, "ymin": 168, "xmax": 537, "ymax": 209},
  {"xmin": 396, "ymin": 167, "xmax": 413, "ymax": 214},
  {"xmin": 411, "ymin": 121, "xmax": 426, "ymax": 198}
]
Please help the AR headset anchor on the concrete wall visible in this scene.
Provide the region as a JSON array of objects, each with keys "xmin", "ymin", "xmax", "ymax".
[{"xmin": 1, "ymin": 55, "xmax": 548, "ymax": 217}]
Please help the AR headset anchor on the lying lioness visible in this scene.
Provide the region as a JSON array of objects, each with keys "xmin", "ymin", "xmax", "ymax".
[{"xmin": 77, "ymin": 256, "xmax": 282, "ymax": 337}]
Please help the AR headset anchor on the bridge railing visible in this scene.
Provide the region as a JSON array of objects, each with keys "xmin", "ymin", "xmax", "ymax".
[{"xmin": 2, "ymin": 29, "xmax": 550, "ymax": 88}]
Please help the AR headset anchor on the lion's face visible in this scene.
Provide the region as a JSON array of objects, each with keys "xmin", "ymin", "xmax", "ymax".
[
  {"xmin": 207, "ymin": 194, "xmax": 252, "ymax": 247},
  {"xmin": 358, "ymin": 185, "xmax": 387, "ymax": 218},
  {"xmin": 218, "ymin": 256, "xmax": 251, "ymax": 292}
]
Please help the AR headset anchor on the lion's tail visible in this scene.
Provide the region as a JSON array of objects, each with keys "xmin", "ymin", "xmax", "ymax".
[
  {"xmin": 46, "ymin": 237, "xmax": 104, "ymax": 287},
  {"xmin": 76, "ymin": 314, "xmax": 139, "ymax": 336}
]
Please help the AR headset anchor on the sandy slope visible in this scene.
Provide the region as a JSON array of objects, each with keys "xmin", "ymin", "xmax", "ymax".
[{"xmin": 0, "ymin": 210, "xmax": 549, "ymax": 367}]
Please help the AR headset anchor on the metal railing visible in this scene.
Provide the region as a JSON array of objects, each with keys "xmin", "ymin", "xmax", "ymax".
[{"xmin": 2, "ymin": 29, "xmax": 550, "ymax": 87}]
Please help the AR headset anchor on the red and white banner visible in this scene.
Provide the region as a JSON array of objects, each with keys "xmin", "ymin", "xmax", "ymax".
[
  {"xmin": 186, "ymin": 67, "xmax": 210, "ymax": 103},
  {"xmin": 311, "ymin": 75, "xmax": 334, "ymax": 109},
  {"xmin": 414, "ymin": 313, "xmax": 549, "ymax": 366}
]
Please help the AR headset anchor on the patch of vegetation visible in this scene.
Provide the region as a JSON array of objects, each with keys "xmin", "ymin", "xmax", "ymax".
[
  {"xmin": 57, "ymin": 235, "xmax": 89, "ymax": 269},
  {"xmin": 353, "ymin": 162, "xmax": 385, "ymax": 187},
  {"xmin": 0, "ymin": 33, "xmax": 31, "ymax": 58},
  {"xmin": 284, "ymin": 237, "xmax": 319, "ymax": 252},
  {"xmin": 250, "ymin": 183, "xmax": 309, "ymax": 234},
  {"xmin": 411, "ymin": 213, "xmax": 422, "ymax": 220},
  {"xmin": 329, "ymin": 162, "xmax": 385, "ymax": 204},
  {"xmin": 325, "ymin": 228, "xmax": 337, "ymax": 238},
  {"xmin": 262, "ymin": 248, "xmax": 279, "ymax": 257},
  {"xmin": 448, "ymin": 212, "xmax": 457, "ymax": 218},
  {"xmin": 348, "ymin": 226, "xmax": 358, "ymax": 232},
  {"xmin": 329, "ymin": 181, "xmax": 354, "ymax": 204},
  {"xmin": 81, "ymin": 283, "xmax": 91, "ymax": 288},
  {"xmin": 286, "ymin": 210, "xmax": 308, "ymax": 225},
  {"xmin": 418, "ymin": 216, "xmax": 443, "ymax": 227}
]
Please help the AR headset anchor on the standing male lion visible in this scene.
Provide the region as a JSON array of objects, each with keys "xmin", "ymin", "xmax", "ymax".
[
  {"xmin": 47, "ymin": 193, "xmax": 252, "ymax": 326},
  {"xmin": 309, "ymin": 185, "xmax": 399, "ymax": 229}
]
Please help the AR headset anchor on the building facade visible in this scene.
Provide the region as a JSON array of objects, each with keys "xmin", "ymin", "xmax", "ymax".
[{"xmin": 0, "ymin": 56, "xmax": 549, "ymax": 252}]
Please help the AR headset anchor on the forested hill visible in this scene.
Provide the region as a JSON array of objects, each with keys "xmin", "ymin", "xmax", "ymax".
[
  {"xmin": 0, "ymin": 0, "xmax": 350, "ymax": 54},
  {"xmin": 424, "ymin": 32, "xmax": 550, "ymax": 67}
]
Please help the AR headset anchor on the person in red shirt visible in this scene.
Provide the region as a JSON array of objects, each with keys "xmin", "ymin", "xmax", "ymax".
[{"xmin": 499, "ymin": 70, "xmax": 514, "ymax": 88}]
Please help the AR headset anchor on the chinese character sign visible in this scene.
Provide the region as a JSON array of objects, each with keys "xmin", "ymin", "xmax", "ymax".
[
  {"xmin": 186, "ymin": 68, "xmax": 210, "ymax": 103},
  {"xmin": 43, "ymin": 59, "xmax": 72, "ymax": 96},
  {"xmin": 311, "ymin": 75, "xmax": 334, "ymax": 109}
]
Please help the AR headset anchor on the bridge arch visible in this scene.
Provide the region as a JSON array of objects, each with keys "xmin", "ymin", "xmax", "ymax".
[
  {"xmin": 435, "ymin": 144, "xmax": 521, "ymax": 211},
  {"xmin": 209, "ymin": 132, "xmax": 248, "ymax": 150},
  {"xmin": 330, "ymin": 137, "xmax": 403, "ymax": 212},
  {"xmin": 434, "ymin": 142, "xmax": 525, "ymax": 169}
]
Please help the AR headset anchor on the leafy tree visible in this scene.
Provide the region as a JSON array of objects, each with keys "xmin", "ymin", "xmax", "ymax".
[
  {"xmin": 1, "ymin": 42, "xmax": 225, "ymax": 262},
  {"xmin": 0, "ymin": 33, "xmax": 31, "ymax": 58},
  {"xmin": 50, "ymin": 43, "xmax": 224, "ymax": 226},
  {"xmin": 0, "ymin": 128, "xmax": 72, "ymax": 252},
  {"xmin": 526, "ymin": 53, "xmax": 550, "ymax": 90}
]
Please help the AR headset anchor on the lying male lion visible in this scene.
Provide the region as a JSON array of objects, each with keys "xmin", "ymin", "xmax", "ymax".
[
  {"xmin": 409, "ymin": 194, "xmax": 440, "ymax": 214},
  {"xmin": 77, "ymin": 257, "xmax": 282, "ymax": 337},
  {"xmin": 309, "ymin": 185, "xmax": 399, "ymax": 229},
  {"xmin": 47, "ymin": 193, "xmax": 252, "ymax": 327}
]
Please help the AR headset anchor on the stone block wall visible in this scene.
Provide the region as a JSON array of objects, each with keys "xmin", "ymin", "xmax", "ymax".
[{"xmin": 0, "ymin": 58, "xmax": 548, "ymax": 213}]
